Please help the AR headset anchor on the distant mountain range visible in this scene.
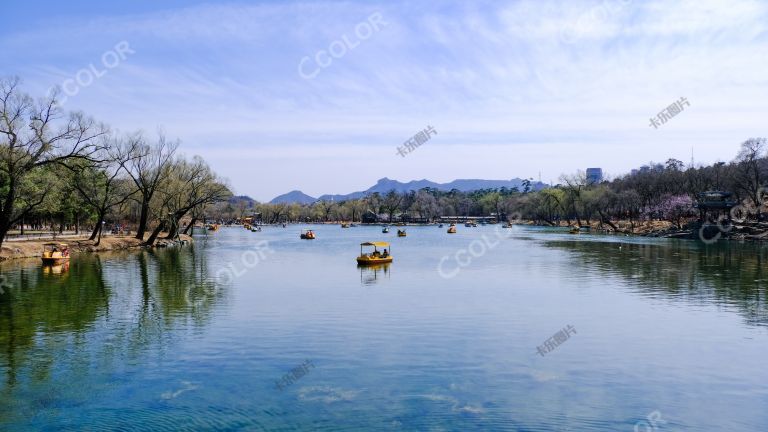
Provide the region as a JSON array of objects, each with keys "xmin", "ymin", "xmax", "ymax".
[
  {"xmin": 269, "ymin": 177, "xmax": 546, "ymax": 204},
  {"xmin": 228, "ymin": 195, "xmax": 258, "ymax": 207},
  {"xmin": 268, "ymin": 190, "xmax": 317, "ymax": 205}
]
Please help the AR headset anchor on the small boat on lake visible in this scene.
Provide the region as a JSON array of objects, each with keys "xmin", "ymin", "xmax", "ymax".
[
  {"xmin": 356, "ymin": 241, "xmax": 393, "ymax": 265},
  {"xmin": 569, "ymin": 227, "xmax": 580, "ymax": 234},
  {"xmin": 341, "ymin": 223, "xmax": 350, "ymax": 228},
  {"xmin": 382, "ymin": 226, "xmax": 390, "ymax": 233},
  {"xmin": 397, "ymin": 229, "xmax": 407, "ymax": 237},
  {"xmin": 41, "ymin": 243, "xmax": 70, "ymax": 265},
  {"xmin": 447, "ymin": 224, "xmax": 457, "ymax": 234},
  {"xmin": 300, "ymin": 229, "xmax": 316, "ymax": 239},
  {"xmin": 438, "ymin": 224, "xmax": 444, "ymax": 228},
  {"xmin": 207, "ymin": 224, "xmax": 219, "ymax": 231}
]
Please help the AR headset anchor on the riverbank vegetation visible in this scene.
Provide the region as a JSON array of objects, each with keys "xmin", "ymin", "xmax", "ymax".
[
  {"xmin": 229, "ymin": 139, "xmax": 766, "ymax": 238},
  {"xmin": 0, "ymin": 77, "xmax": 232, "ymax": 250},
  {"xmin": 516, "ymin": 138, "xmax": 767, "ymax": 235},
  {"xmin": 4, "ymin": 76, "xmax": 765, "ymax": 241}
]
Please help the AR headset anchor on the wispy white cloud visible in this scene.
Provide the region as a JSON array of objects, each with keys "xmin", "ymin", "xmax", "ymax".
[{"xmin": 1, "ymin": 0, "xmax": 766, "ymax": 200}]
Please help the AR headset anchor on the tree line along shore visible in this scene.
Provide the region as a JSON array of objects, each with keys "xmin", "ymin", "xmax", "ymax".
[
  {"xmin": 219, "ymin": 137, "xmax": 767, "ymax": 243},
  {"xmin": 3, "ymin": 76, "xmax": 766, "ymax": 260},
  {"xmin": 0, "ymin": 77, "xmax": 232, "ymax": 259}
]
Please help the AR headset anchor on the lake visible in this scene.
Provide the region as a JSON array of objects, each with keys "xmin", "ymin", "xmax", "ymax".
[{"xmin": 1, "ymin": 225, "xmax": 767, "ymax": 431}]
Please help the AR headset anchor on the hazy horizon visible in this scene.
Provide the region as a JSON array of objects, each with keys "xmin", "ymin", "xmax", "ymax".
[{"xmin": 2, "ymin": 0, "xmax": 766, "ymax": 201}]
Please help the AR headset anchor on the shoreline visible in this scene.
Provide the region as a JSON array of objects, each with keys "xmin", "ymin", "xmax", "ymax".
[
  {"xmin": 215, "ymin": 220, "xmax": 768, "ymax": 243},
  {"xmin": 0, "ymin": 234, "xmax": 193, "ymax": 262},
  {"xmin": 518, "ymin": 219, "xmax": 768, "ymax": 242}
]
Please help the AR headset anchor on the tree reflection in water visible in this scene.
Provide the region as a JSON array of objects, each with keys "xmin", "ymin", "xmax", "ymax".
[
  {"xmin": 544, "ymin": 239, "xmax": 768, "ymax": 326},
  {"xmin": 0, "ymin": 244, "xmax": 222, "ymax": 426}
]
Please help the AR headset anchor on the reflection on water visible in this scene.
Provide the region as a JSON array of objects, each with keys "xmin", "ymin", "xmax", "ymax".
[
  {"xmin": 543, "ymin": 238, "xmax": 768, "ymax": 326},
  {"xmin": 359, "ymin": 263, "xmax": 391, "ymax": 285},
  {"xmin": 1, "ymin": 227, "xmax": 768, "ymax": 430},
  {"xmin": 41, "ymin": 261, "xmax": 70, "ymax": 275},
  {"xmin": 0, "ymin": 244, "xmax": 223, "ymax": 427}
]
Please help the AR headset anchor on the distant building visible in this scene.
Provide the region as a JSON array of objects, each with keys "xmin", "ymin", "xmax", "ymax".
[
  {"xmin": 628, "ymin": 163, "xmax": 666, "ymax": 177},
  {"xmin": 586, "ymin": 168, "xmax": 603, "ymax": 185},
  {"xmin": 695, "ymin": 191, "xmax": 737, "ymax": 221}
]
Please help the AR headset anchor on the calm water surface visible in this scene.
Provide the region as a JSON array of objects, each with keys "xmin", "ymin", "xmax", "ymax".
[{"xmin": 1, "ymin": 225, "xmax": 768, "ymax": 431}]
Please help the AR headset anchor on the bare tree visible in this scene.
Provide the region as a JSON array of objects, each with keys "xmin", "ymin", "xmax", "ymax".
[
  {"xmin": 364, "ymin": 192, "xmax": 382, "ymax": 216},
  {"xmin": 348, "ymin": 199, "xmax": 367, "ymax": 222},
  {"xmin": 733, "ymin": 138, "xmax": 767, "ymax": 214},
  {"xmin": 162, "ymin": 156, "xmax": 231, "ymax": 240},
  {"xmin": 143, "ymin": 156, "xmax": 230, "ymax": 245},
  {"xmin": 67, "ymin": 135, "xmax": 140, "ymax": 244},
  {"xmin": 121, "ymin": 131, "xmax": 179, "ymax": 240},
  {"xmin": 0, "ymin": 77, "xmax": 107, "ymax": 247},
  {"xmin": 412, "ymin": 190, "xmax": 439, "ymax": 221},
  {"xmin": 315, "ymin": 200, "xmax": 336, "ymax": 222},
  {"xmin": 559, "ymin": 171, "xmax": 587, "ymax": 226},
  {"xmin": 381, "ymin": 190, "xmax": 403, "ymax": 222}
]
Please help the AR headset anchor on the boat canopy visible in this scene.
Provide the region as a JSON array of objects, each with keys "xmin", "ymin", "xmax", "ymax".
[{"xmin": 361, "ymin": 241, "xmax": 389, "ymax": 247}]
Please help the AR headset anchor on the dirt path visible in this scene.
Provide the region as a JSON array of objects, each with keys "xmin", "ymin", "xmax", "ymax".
[{"xmin": 0, "ymin": 234, "xmax": 192, "ymax": 261}]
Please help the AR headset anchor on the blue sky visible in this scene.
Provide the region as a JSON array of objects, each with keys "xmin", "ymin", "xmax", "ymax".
[{"xmin": 2, "ymin": 0, "xmax": 767, "ymax": 201}]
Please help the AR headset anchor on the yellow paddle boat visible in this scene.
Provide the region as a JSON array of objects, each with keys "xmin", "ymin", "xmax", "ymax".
[
  {"xmin": 568, "ymin": 227, "xmax": 580, "ymax": 234},
  {"xmin": 300, "ymin": 229, "xmax": 316, "ymax": 239},
  {"xmin": 207, "ymin": 223, "xmax": 219, "ymax": 231},
  {"xmin": 356, "ymin": 241, "xmax": 393, "ymax": 265},
  {"xmin": 41, "ymin": 243, "xmax": 70, "ymax": 265},
  {"xmin": 447, "ymin": 223, "xmax": 457, "ymax": 234},
  {"xmin": 341, "ymin": 223, "xmax": 350, "ymax": 228},
  {"xmin": 397, "ymin": 229, "xmax": 407, "ymax": 237}
]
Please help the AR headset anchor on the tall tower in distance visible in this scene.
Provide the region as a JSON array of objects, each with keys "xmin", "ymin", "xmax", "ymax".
[
  {"xmin": 586, "ymin": 168, "xmax": 603, "ymax": 185},
  {"xmin": 691, "ymin": 146, "xmax": 695, "ymax": 168}
]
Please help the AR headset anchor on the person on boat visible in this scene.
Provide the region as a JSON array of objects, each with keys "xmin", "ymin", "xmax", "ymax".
[
  {"xmin": 382, "ymin": 249, "xmax": 388, "ymax": 258},
  {"xmin": 373, "ymin": 250, "xmax": 381, "ymax": 258}
]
